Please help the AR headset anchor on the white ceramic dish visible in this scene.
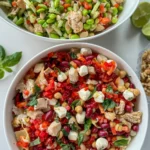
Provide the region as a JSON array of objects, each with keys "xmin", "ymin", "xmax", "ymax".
[
  {"xmin": 4, "ymin": 43, "xmax": 148, "ymax": 150},
  {"xmin": 0, "ymin": 0, "xmax": 139, "ymax": 43}
]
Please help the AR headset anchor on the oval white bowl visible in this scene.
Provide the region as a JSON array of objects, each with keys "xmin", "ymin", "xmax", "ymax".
[
  {"xmin": 0, "ymin": 0, "xmax": 139, "ymax": 42},
  {"xmin": 4, "ymin": 43, "xmax": 148, "ymax": 150}
]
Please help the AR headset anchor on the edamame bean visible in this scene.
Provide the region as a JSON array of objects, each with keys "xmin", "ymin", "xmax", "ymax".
[
  {"xmin": 65, "ymin": 0, "xmax": 71, "ymax": 3},
  {"xmin": 54, "ymin": 0, "xmax": 60, "ymax": 8},
  {"xmin": 36, "ymin": 32, "xmax": 43, "ymax": 36},
  {"xmin": 15, "ymin": 17, "xmax": 24, "ymax": 25},
  {"xmin": 83, "ymin": 24, "xmax": 91, "ymax": 30},
  {"xmin": 86, "ymin": 0, "xmax": 92, "ymax": 2},
  {"xmin": 70, "ymin": 34, "xmax": 79, "ymax": 39},
  {"xmin": 50, "ymin": 33, "xmax": 60, "ymax": 39},
  {"xmin": 82, "ymin": 9, "xmax": 88, "ymax": 16},
  {"xmin": 68, "ymin": 7, "xmax": 73, "ymax": 11},
  {"xmin": 37, "ymin": 19, "xmax": 45, "ymax": 24},
  {"xmin": 118, "ymin": 6, "xmax": 123, "ymax": 12},
  {"xmin": 42, "ymin": 22, "xmax": 48, "ymax": 28},
  {"xmin": 48, "ymin": 14, "xmax": 56, "ymax": 19},
  {"xmin": 112, "ymin": 17, "xmax": 118, "ymax": 24},
  {"xmin": 46, "ymin": 18, "xmax": 55, "ymax": 24},
  {"xmin": 38, "ymin": 4, "xmax": 47, "ymax": 9},
  {"xmin": 112, "ymin": 7, "xmax": 118, "ymax": 16},
  {"xmin": 86, "ymin": 19, "xmax": 94, "ymax": 25},
  {"xmin": 37, "ymin": 8, "xmax": 45, "ymax": 13},
  {"xmin": 106, "ymin": 3, "xmax": 110, "ymax": 8}
]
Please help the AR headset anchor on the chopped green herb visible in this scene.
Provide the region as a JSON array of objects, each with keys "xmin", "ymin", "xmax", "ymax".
[
  {"xmin": 30, "ymin": 137, "xmax": 41, "ymax": 146},
  {"xmin": 114, "ymin": 138, "xmax": 129, "ymax": 147},
  {"xmin": 102, "ymin": 98, "xmax": 116, "ymax": 111},
  {"xmin": 66, "ymin": 112, "xmax": 72, "ymax": 120},
  {"xmin": 28, "ymin": 96, "xmax": 37, "ymax": 106},
  {"xmin": 84, "ymin": 118, "xmax": 92, "ymax": 131},
  {"xmin": 70, "ymin": 52, "xmax": 77, "ymax": 59},
  {"xmin": 55, "ymin": 102, "xmax": 61, "ymax": 107},
  {"xmin": 77, "ymin": 133, "xmax": 84, "ymax": 146},
  {"xmin": 54, "ymin": 67, "xmax": 61, "ymax": 74},
  {"xmin": 71, "ymin": 100, "xmax": 80, "ymax": 109},
  {"xmin": 62, "ymin": 128, "xmax": 69, "ymax": 136},
  {"xmin": 88, "ymin": 87, "xmax": 97, "ymax": 100},
  {"xmin": 70, "ymin": 123, "xmax": 79, "ymax": 131},
  {"xmin": 106, "ymin": 85, "xmax": 113, "ymax": 93},
  {"xmin": 34, "ymin": 84, "xmax": 41, "ymax": 93}
]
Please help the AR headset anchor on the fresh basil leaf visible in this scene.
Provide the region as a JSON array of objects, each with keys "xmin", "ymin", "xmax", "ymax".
[
  {"xmin": 77, "ymin": 133, "xmax": 84, "ymax": 146},
  {"xmin": 4, "ymin": 67, "xmax": 13, "ymax": 73},
  {"xmin": 2, "ymin": 52, "xmax": 22, "ymax": 67},
  {"xmin": 34, "ymin": 84, "xmax": 41, "ymax": 93},
  {"xmin": 102, "ymin": 99, "xmax": 116, "ymax": 111},
  {"xmin": 0, "ymin": 45, "xmax": 6, "ymax": 61},
  {"xmin": 59, "ymin": 142, "xmax": 75, "ymax": 150},
  {"xmin": 28, "ymin": 96, "xmax": 37, "ymax": 106},
  {"xmin": 66, "ymin": 112, "xmax": 71, "ymax": 120},
  {"xmin": 30, "ymin": 137, "xmax": 41, "ymax": 146},
  {"xmin": 55, "ymin": 102, "xmax": 61, "ymax": 107},
  {"xmin": 106, "ymin": 85, "xmax": 113, "ymax": 93},
  {"xmin": 88, "ymin": 87, "xmax": 97, "ymax": 100},
  {"xmin": 0, "ymin": 69, "xmax": 4, "ymax": 79},
  {"xmin": 62, "ymin": 128, "xmax": 69, "ymax": 136},
  {"xmin": 114, "ymin": 138, "xmax": 129, "ymax": 147},
  {"xmin": 84, "ymin": 118, "xmax": 92, "ymax": 131},
  {"xmin": 70, "ymin": 52, "xmax": 77, "ymax": 59},
  {"xmin": 71, "ymin": 100, "xmax": 80, "ymax": 109}
]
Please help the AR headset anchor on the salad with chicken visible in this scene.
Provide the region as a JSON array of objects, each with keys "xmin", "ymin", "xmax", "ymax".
[
  {"xmin": 0, "ymin": 0, "xmax": 124, "ymax": 39},
  {"xmin": 12, "ymin": 47, "xmax": 142, "ymax": 150}
]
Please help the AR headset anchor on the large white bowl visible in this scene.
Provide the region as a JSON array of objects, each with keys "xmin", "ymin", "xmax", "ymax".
[
  {"xmin": 4, "ymin": 43, "xmax": 148, "ymax": 150},
  {"xmin": 0, "ymin": 0, "xmax": 139, "ymax": 42}
]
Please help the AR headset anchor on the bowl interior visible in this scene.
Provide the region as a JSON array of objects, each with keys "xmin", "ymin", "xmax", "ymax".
[
  {"xmin": 4, "ymin": 43, "xmax": 148, "ymax": 150},
  {"xmin": 0, "ymin": 0, "xmax": 139, "ymax": 42}
]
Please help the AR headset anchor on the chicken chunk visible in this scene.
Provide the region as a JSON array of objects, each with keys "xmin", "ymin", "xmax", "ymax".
[
  {"xmin": 34, "ymin": 98, "xmax": 48, "ymax": 110},
  {"xmin": 115, "ymin": 100, "xmax": 125, "ymax": 115},
  {"xmin": 47, "ymin": 121, "xmax": 61, "ymax": 136},
  {"xmin": 67, "ymin": 11, "xmax": 83, "ymax": 33},
  {"xmin": 105, "ymin": 112, "xmax": 116, "ymax": 121},
  {"xmin": 35, "ymin": 68, "xmax": 48, "ymax": 90},
  {"xmin": 17, "ymin": 0, "xmax": 26, "ymax": 9},
  {"xmin": 27, "ymin": 110, "xmax": 43, "ymax": 119},
  {"xmin": 34, "ymin": 63, "xmax": 44, "ymax": 73},
  {"xmin": 34, "ymin": 23, "xmax": 43, "ymax": 33},
  {"xmin": 120, "ymin": 118, "xmax": 132, "ymax": 129},
  {"xmin": 121, "ymin": 111, "xmax": 142, "ymax": 124}
]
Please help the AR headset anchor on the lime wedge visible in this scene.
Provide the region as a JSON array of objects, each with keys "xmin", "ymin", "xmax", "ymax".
[
  {"xmin": 131, "ymin": 2, "xmax": 150, "ymax": 28},
  {"xmin": 142, "ymin": 22, "xmax": 150, "ymax": 40}
]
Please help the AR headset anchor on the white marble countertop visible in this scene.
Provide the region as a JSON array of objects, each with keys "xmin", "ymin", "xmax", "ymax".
[{"xmin": 0, "ymin": 3, "xmax": 150, "ymax": 149}]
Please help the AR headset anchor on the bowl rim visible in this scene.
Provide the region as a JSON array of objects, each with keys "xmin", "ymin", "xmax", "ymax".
[
  {"xmin": 3, "ymin": 42, "xmax": 148, "ymax": 150},
  {"xmin": 0, "ymin": 0, "xmax": 140, "ymax": 42}
]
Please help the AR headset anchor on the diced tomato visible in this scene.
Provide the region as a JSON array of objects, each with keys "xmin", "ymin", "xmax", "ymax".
[
  {"xmin": 17, "ymin": 102, "xmax": 27, "ymax": 108},
  {"xmin": 23, "ymin": 90, "xmax": 29, "ymax": 96},
  {"xmin": 83, "ymin": 2, "xmax": 92, "ymax": 10},
  {"xmin": 114, "ymin": 3, "xmax": 119, "ymax": 8},
  {"xmin": 64, "ymin": 3, "xmax": 71, "ymax": 9},
  {"xmin": 100, "ymin": 17, "xmax": 111, "ymax": 25},
  {"xmin": 100, "ymin": 4, "xmax": 105, "ymax": 13},
  {"xmin": 12, "ymin": 1, "xmax": 17, "ymax": 7}
]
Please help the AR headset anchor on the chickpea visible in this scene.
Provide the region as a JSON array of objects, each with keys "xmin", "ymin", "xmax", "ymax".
[
  {"xmin": 91, "ymin": 133, "xmax": 98, "ymax": 138},
  {"xmin": 75, "ymin": 105, "xmax": 83, "ymax": 113},
  {"xmin": 54, "ymin": 92, "xmax": 62, "ymax": 99},
  {"xmin": 92, "ymin": 141, "xmax": 96, "ymax": 148},
  {"xmin": 85, "ymin": 129, "xmax": 91, "ymax": 136},
  {"xmin": 88, "ymin": 84, "xmax": 94, "ymax": 91},
  {"xmin": 58, "ymin": 131, "xmax": 63, "ymax": 139},
  {"xmin": 114, "ymin": 68, "xmax": 120, "ymax": 76},
  {"xmin": 62, "ymin": 102, "xmax": 68, "ymax": 107},
  {"xmin": 119, "ymin": 70, "xmax": 127, "ymax": 78},
  {"xmin": 125, "ymin": 82, "xmax": 130, "ymax": 88},
  {"xmin": 118, "ymin": 85, "xmax": 126, "ymax": 92},
  {"xmin": 133, "ymin": 89, "xmax": 140, "ymax": 97}
]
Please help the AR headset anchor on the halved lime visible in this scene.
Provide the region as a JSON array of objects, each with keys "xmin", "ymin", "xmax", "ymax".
[
  {"xmin": 131, "ymin": 2, "xmax": 150, "ymax": 28},
  {"xmin": 142, "ymin": 22, "xmax": 150, "ymax": 40}
]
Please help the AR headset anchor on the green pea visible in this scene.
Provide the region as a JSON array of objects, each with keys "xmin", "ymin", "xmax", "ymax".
[
  {"xmin": 37, "ymin": 19, "xmax": 45, "ymax": 24},
  {"xmin": 106, "ymin": 3, "xmax": 110, "ymax": 8},
  {"xmin": 82, "ymin": 9, "xmax": 88, "ymax": 16},
  {"xmin": 37, "ymin": 8, "xmax": 45, "ymax": 13},
  {"xmin": 112, "ymin": 7, "xmax": 118, "ymax": 16},
  {"xmin": 86, "ymin": 0, "xmax": 92, "ymax": 2},
  {"xmin": 70, "ymin": 34, "xmax": 80, "ymax": 39},
  {"xmin": 112, "ymin": 17, "xmax": 118, "ymax": 24},
  {"xmin": 49, "ymin": 14, "xmax": 57, "ymax": 19},
  {"xmin": 83, "ymin": 24, "xmax": 91, "ymax": 30},
  {"xmin": 35, "ymin": 32, "xmax": 43, "ymax": 36},
  {"xmin": 42, "ymin": 22, "xmax": 49, "ymax": 28},
  {"xmin": 65, "ymin": 0, "xmax": 71, "ymax": 3},
  {"xmin": 46, "ymin": 18, "xmax": 55, "ymax": 24},
  {"xmin": 54, "ymin": 0, "xmax": 60, "ymax": 8},
  {"xmin": 68, "ymin": 7, "xmax": 73, "ymax": 11},
  {"xmin": 118, "ymin": 6, "xmax": 123, "ymax": 12},
  {"xmin": 38, "ymin": 4, "xmax": 47, "ymax": 9},
  {"xmin": 86, "ymin": 19, "xmax": 94, "ymax": 25},
  {"xmin": 50, "ymin": 33, "xmax": 60, "ymax": 39},
  {"xmin": 15, "ymin": 17, "xmax": 24, "ymax": 25}
]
